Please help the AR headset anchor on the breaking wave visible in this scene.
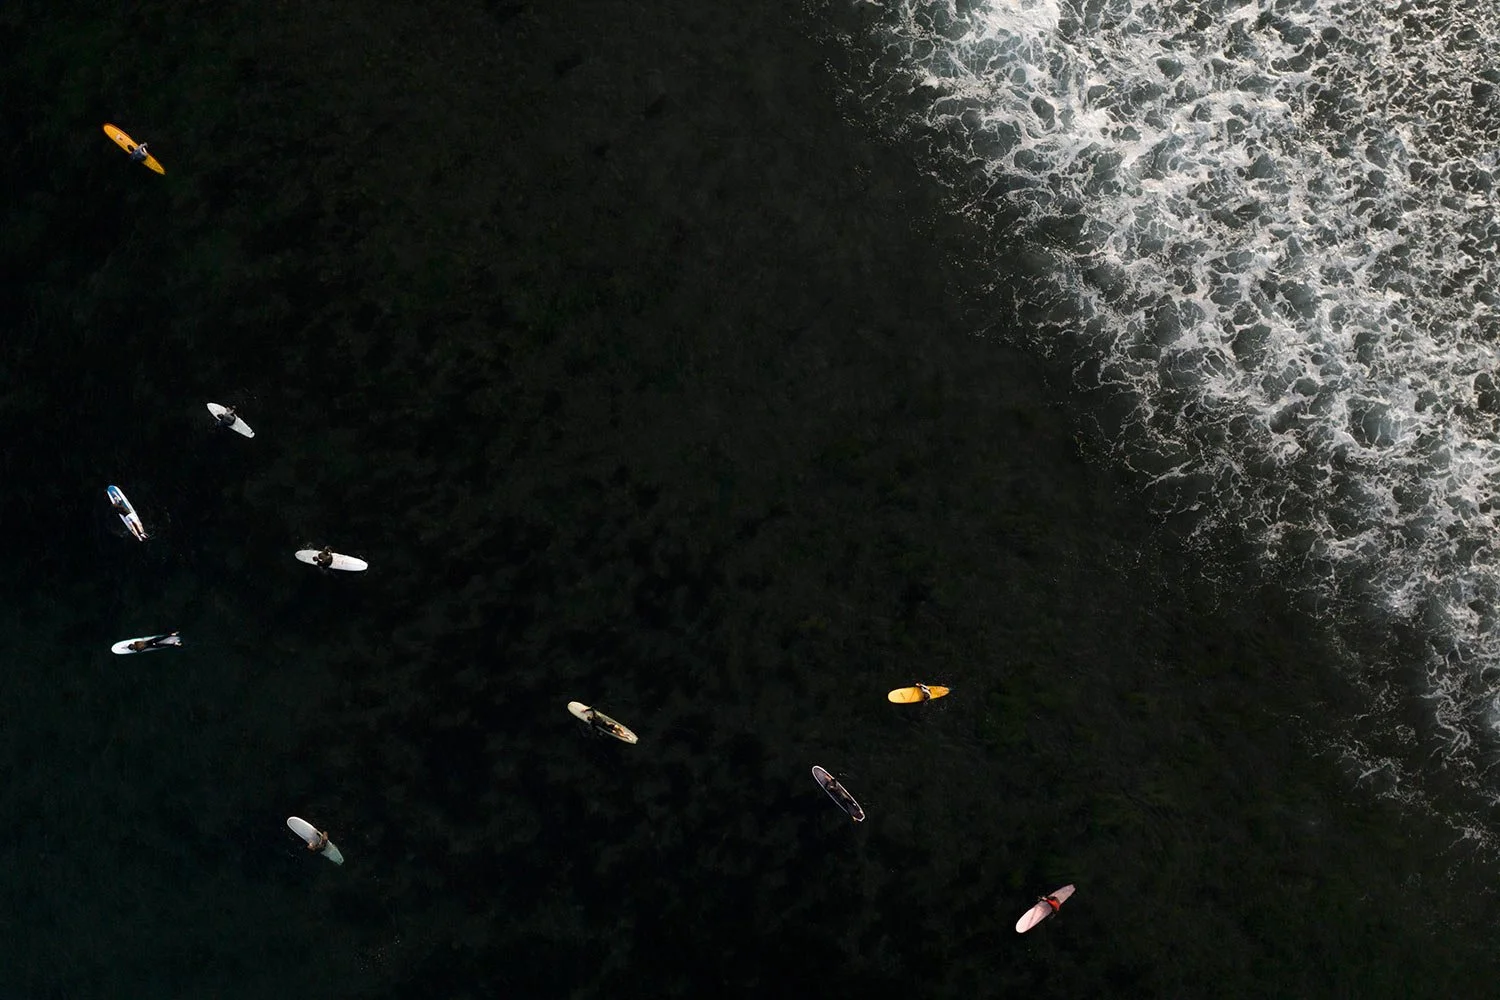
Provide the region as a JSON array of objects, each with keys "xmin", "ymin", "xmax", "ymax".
[{"xmin": 830, "ymin": 0, "xmax": 1500, "ymax": 842}]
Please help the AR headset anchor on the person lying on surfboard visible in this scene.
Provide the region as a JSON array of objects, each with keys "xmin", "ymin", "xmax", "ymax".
[
  {"xmin": 916, "ymin": 683, "xmax": 933, "ymax": 700},
  {"xmin": 128, "ymin": 142, "xmax": 150, "ymax": 163},
  {"xmin": 127, "ymin": 631, "xmax": 179, "ymax": 652},
  {"xmin": 214, "ymin": 405, "xmax": 239, "ymax": 428},
  {"xmin": 314, "ymin": 546, "xmax": 334, "ymax": 569},
  {"xmin": 584, "ymin": 709, "xmax": 627, "ymax": 740},
  {"xmin": 1038, "ymin": 893, "xmax": 1063, "ymax": 912}
]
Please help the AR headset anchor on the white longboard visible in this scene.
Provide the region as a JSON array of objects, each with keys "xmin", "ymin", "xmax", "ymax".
[
  {"xmin": 568, "ymin": 701, "xmax": 639, "ymax": 744},
  {"xmin": 106, "ymin": 484, "xmax": 148, "ymax": 541},
  {"xmin": 811, "ymin": 765, "xmax": 865, "ymax": 822},
  {"xmin": 1015, "ymin": 884, "xmax": 1075, "ymax": 933},
  {"xmin": 206, "ymin": 402, "xmax": 255, "ymax": 438},
  {"xmin": 111, "ymin": 633, "xmax": 182, "ymax": 655},
  {"xmin": 287, "ymin": 816, "xmax": 344, "ymax": 865},
  {"xmin": 296, "ymin": 549, "xmax": 368, "ymax": 572}
]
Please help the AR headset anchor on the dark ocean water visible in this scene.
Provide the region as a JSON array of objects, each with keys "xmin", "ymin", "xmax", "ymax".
[{"xmin": 2, "ymin": 1, "xmax": 1499, "ymax": 997}]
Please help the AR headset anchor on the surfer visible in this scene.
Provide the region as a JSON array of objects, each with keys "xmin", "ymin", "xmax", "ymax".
[
  {"xmin": 287, "ymin": 815, "xmax": 345, "ymax": 863},
  {"xmin": 916, "ymin": 683, "xmax": 933, "ymax": 701},
  {"xmin": 214, "ymin": 405, "xmax": 238, "ymax": 428},
  {"xmin": 127, "ymin": 631, "xmax": 179, "ymax": 652},
  {"xmin": 812, "ymin": 766, "xmax": 865, "ymax": 821},
  {"xmin": 1016, "ymin": 884, "xmax": 1074, "ymax": 932},
  {"xmin": 314, "ymin": 546, "xmax": 334, "ymax": 569},
  {"xmin": 110, "ymin": 494, "xmax": 131, "ymax": 517},
  {"xmin": 128, "ymin": 142, "xmax": 149, "ymax": 163},
  {"xmin": 567, "ymin": 702, "xmax": 639, "ymax": 744},
  {"xmin": 829, "ymin": 782, "xmax": 858, "ymax": 814}
]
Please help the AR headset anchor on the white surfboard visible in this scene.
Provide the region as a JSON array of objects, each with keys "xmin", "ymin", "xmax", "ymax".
[
  {"xmin": 295, "ymin": 549, "xmax": 368, "ymax": 572},
  {"xmin": 287, "ymin": 815, "xmax": 344, "ymax": 865},
  {"xmin": 206, "ymin": 402, "xmax": 255, "ymax": 438},
  {"xmin": 568, "ymin": 701, "xmax": 639, "ymax": 744},
  {"xmin": 1015, "ymin": 884, "xmax": 1075, "ymax": 933},
  {"xmin": 106, "ymin": 484, "xmax": 148, "ymax": 541},
  {"xmin": 811, "ymin": 765, "xmax": 865, "ymax": 822},
  {"xmin": 111, "ymin": 633, "xmax": 182, "ymax": 655}
]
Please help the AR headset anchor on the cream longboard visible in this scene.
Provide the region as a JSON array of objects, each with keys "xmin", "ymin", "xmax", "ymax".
[
  {"xmin": 811, "ymin": 766, "xmax": 865, "ymax": 822},
  {"xmin": 102, "ymin": 124, "xmax": 165, "ymax": 174},
  {"xmin": 206, "ymin": 403, "xmax": 255, "ymax": 438},
  {"xmin": 887, "ymin": 684, "xmax": 950, "ymax": 704},
  {"xmin": 1015, "ymin": 884, "xmax": 1075, "ymax": 933},
  {"xmin": 106, "ymin": 485, "xmax": 148, "ymax": 541},
  {"xmin": 287, "ymin": 816, "xmax": 344, "ymax": 865},
  {"xmin": 111, "ymin": 633, "xmax": 181, "ymax": 655},
  {"xmin": 295, "ymin": 549, "xmax": 368, "ymax": 572},
  {"xmin": 568, "ymin": 701, "xmax": 639, "ymax": 744}
]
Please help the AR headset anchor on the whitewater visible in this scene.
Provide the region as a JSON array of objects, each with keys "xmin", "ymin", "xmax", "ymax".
[{"xmin": 829, "ymin": 0, "xmax": 1500, "ymax": 844}]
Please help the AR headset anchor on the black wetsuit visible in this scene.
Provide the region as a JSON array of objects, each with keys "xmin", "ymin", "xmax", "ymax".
[{"xmin": 819, "ymin": 774, "xmax": 864, "ymax": 819}]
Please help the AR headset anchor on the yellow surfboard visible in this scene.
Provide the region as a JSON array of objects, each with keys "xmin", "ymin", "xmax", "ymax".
[
  {"xmin": 102, "ymin": 123, "xmax": 165, "ymax": 175},
  {"xmin": 887, "ymin": 684, "xmax": 950, "ymax": 704}
]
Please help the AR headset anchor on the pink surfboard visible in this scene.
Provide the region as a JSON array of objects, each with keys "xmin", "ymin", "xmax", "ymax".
[{"xmin": 1015, "ymin": 884, "xmax": 1075, "ymax": 933}]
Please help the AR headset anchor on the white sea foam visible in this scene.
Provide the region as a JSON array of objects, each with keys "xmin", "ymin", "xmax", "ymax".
[{"xmin": 833, "ymin": 0, "xmax": 1500, "ymax": 834}]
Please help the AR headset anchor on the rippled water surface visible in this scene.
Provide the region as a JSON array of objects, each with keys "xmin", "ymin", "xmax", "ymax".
[{"xmin": 831, "ymin": 0, "xmax": 1500, "ymax": 838}]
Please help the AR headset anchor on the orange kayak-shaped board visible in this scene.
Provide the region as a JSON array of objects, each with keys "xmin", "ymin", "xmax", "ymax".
[
  {"xmin": 887, "ymin": 684, "xmax": 950, "ymax": 704},
  {"xmin": 1015, "ymin": 884, "xmax": 1075, "ymax": 933},
  {"xmin": 102, "ymin": 123, "xmax": 165, "ymax": 174}
]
